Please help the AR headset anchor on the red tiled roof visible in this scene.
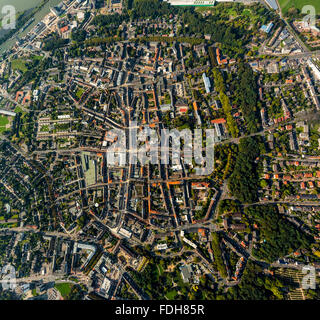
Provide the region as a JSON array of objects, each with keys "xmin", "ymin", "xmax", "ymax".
[
  {"xmin": 211, "ymin": 118, "xmax": 226, "ymax": 124},
  {"xmin": 60, "ymin": 25, "xmax": 69, "ymax": 33}
]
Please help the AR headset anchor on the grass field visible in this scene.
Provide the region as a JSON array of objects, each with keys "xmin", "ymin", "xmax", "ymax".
[
  {"xmin": 76, "ymin": 88, "xmax": 85, "ymax": 99},
  {"xmin": 0, "ymin": 116, "xmax": 9, "ymax": 127},
  {"xmin": 54, "ymin": 283, "xmax": 73, "ymax": 298},
  {"xmin": 11, "ymin": 59, "xmax": 28, "ymax": 73},
  {"xmin": 14, "ymin": 106, "xmax": 23, "ymax": 113},
  {"xmin": 31, "ymin": 55, "xmax": 43, "ymax": 62},
  {"xmin": 165, "ymin": 290, "xmax": 178, "ymax": 299},
  {"xmin": 279, "ymin": 0, "xmax": 320, "ymax": 15},
  {"xmin": 0, "ymin": 116, "xmax": 9, "ymax": 133}
]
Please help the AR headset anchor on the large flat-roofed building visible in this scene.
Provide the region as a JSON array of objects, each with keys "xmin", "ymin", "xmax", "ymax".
[
  {"xmin": 0, "ymin": 109, "xmax": 16, "ymax": 117},
  {"xmin": 265, "ymin": 0, "xmax": 278, "ymax": 10},
  {"xmin": 308, "ymin": 59, "xmax": 320, "ymax": 81},
  {"xmin": 260, "ymin": 22, "xmax": 274, "ymax": 34},
  {"xmin": 202, "ymin": 72, "xmax": 211, "ymax": 93},
  {"xmin": 118, "ymin": 227, "xmax": 132, "ymax": 239}
]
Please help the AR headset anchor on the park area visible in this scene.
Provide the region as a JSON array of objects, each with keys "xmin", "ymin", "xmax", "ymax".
[
  {"xmin": 278, "ymin": 0, "xmax": 320, "ymax": 15},
  {"xmin": 54, "ymin": 283, "xmax": 73, "ymax": 298},
  {"xmin": 0, "ymin": 116, "xmax": 10, "ymax": 134},
  {"xmin": 10, "ymin": 59, "xmax": 28, "ymax": 73}
]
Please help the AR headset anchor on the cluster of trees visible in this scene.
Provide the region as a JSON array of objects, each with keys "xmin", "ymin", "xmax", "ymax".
[
  {"xmin": 172, "ymin": 114, "xmax": 194, "ymax": 130},
  {"xmin": 234, "ymin": 63, "xmax": 259, "ymax": 133},
  {"xmin": 212, "ymin": 68, "xmax": 239, "ymax": 138},
  {"xmin": 91, "ymin": 13, "xmax": 128, "ymax": 38},
  {"xmin": 228, "ymin": 136, "xmax": 261, "ymax": 203},
  {"xmin": 76, "ymin": 213, "xmax": 88, "ymax": 229},
  {"xmin": 211, "ymin": 143, "xmax": 237, "ymax": 183},
  {"xmin": 85, "ymin": 37, "xmax": 123, "ymax": 46},
  {"xmin": 83, "ymin": 250, "xmax": 103, "ymax": 275},
  {"xmin": 130, "ymin": 0, "xmax": 173, "ymax": 19},
  {"xmin": 220, "ymin": 92, "xmax": 239, "ymax": 138},
  {"xmin": 7, "ymin": 56, "xmax": 49, "ymax": 93},
  {"xmin": 126, "ymin": 0, "xmax": 267, "ymax": 58},
  {"xmin": 226, "ymin": 261, "xmax": 288, "ymax": 299},
  {"xmin": 211, "ymin": 232, "xmax": 228, "ymax": 278},
  {"xmin": 218, "ymin": 199, "xmax": 241, "ymax": 215},
  {"xmin": 43, "ymin": 35, "xmax": 69, "ymax": 51},
  {"xmin": 64, "ymin": 284, "xmax": 86, "ymax": 300},
  {"xmin": 92, "ymin": 13, "xmax": 128, "ymax": 27},
  {"xmin": 135, "ymin": 36, "xmax": 203, "ymax": 45},
  {"xmin": 177, "ymin": 7, "xmax": 249, "ymax": 57},
  {"xmin": 87, "ymin": 1, "xmax": 273, "ymax": 57},
  {"xmin": 245, "ymin": 205, "xmax": 313, "ymax": 263},
  {"xmin": 208, "ymin": 47, "xmax": 217, "ymax": 67},
  {"xmin": 130, "ymin": 257, "xmax": 220, "ymax": 300},
  {"xmin": 71, "ymin": 29, "xmax": 87, "ymax": 43},
  {"xmin": 130, "ymin": 258, "xmax": 187, "ymax": 299}
]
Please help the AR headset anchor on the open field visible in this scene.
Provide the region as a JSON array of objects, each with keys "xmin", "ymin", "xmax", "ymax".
[
  {"xmin": 10, "ymin": 59, "xmax": 28, "ymax": 73},
  {"xmin": 54, "ymin": 283, "xmax": 72, "ymax": 298},
  {"xmin": 0, "ymin": 116, "xmax": 9, "ymax": 127},
  {"xmin": 278, "ymin": 0, "xmax": 320, "ymax": 15},
  {"xmin": 0, "ymin": 115, "xmax": 9, "ymax": 133}
]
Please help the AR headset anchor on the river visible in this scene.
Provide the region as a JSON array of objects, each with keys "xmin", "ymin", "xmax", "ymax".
[
  {"xmin": 0, "ymin": 0, "xmax": 44, "ymax": 16},
  {"xmin": 0, "ymin": 0, "xmax": 61, "ymax": 53}
]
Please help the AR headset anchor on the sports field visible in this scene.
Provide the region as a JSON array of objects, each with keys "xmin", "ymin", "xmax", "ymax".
[{"xmin": 278, "ymin": 0, "xmax": 320, "ymax": 15}]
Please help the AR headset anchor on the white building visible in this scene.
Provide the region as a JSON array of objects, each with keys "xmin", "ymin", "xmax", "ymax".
[
  {"xmin": 118, "ymin": 227, "xmax": 132, "ymax": 239},
  {"xmin": 0, "ymin": 109, "xmax": 16, "ymax": 117},
  {"xmin": 308, "ymin": 59, "xmax": 320, "ymax": 81},
  {"xmin": 156, "ymin": 243, "xmax": 168, "ymax": 250}
]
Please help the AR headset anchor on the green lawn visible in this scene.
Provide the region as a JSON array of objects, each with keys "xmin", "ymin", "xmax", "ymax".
[
  {"xmin": 40, "ymin": 125, "xmax": 50, "ymax": 132},
  {"xmin": 0, "ymin": 116, "xmax": 9, "ymax": 127},
  {"xmin": 227, "ymin": 8, "xmax": 238, "ymax": 17},
  {"xmin": 76, "ymin": 88, "xmax": 85, "ymax": 99},
  {"xmin": 0, "ymin": 126, "xmax": 7, "ymax": 134},
  {"xmin": 11, "ymin": 59, "xmax": 28, "ymax": 73},
  {"xmin": 14, "ymin": 106, "xmax": 28, "ymax": 118},
  {"xmin": 279, "ymin": 0, "xmax": 320, "ymax": 15},
  {"xmin": 32, "ymin": 55, "xmax": 44, "ymax": 62},
  {"xmin": 14, "ymin": 106, "xmax": 23, "ymax": 113},
  {"xmin": 0, "ymin": 116, "xmax": 9, "ymax": 133},
  {"xmin": 165, "ymin": 290, "xmax": 178, "ymax": 299},
  {"xmin": 54, "ymin": 283, "xmax": 73, "ymax": 298},
  {"xmin": 243, "ymin": 9, "xmax": 252, "ymax": 16}
]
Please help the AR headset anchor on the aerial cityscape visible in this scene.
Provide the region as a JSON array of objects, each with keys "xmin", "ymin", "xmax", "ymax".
[{"xmin": 0, "ymin": 0, "xmax": 319, "ymax": 302}]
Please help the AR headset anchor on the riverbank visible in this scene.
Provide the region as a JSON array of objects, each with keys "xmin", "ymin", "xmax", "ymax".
[
  {"xmin": 0, "ymin": 0, "xmax": 49, "ymax": 47},
  {"xmin": 0, "ymin": 0, "xmax": 61, "ymax": 54}
]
